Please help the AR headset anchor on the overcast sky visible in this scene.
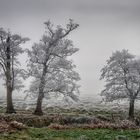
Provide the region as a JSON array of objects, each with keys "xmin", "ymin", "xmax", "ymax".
[{"xmin": 0, "ymin": 0, "xmax": 140, "ymax": 98}]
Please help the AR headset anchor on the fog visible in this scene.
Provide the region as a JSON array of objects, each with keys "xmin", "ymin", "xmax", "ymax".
[{"xmin": 0, "ymin": 0, "xmax": 140, "ymax": 99}]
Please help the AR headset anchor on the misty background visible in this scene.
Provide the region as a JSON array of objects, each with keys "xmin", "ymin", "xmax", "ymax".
[{"xmin": 0, "ymin": 0, "xmax": 140, "ymax": 101}]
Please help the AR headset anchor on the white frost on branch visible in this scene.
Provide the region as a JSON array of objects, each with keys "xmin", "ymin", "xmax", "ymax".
[
  {"xmin": 26, "ymin": 19, "xmax": 80, "ymax": 103},
  {"xmin": 100, "ymin": 49, "xmax": 140, "ymax": 102},
  {"xmin": 0, "ymin": 28, "xmax": 29, "ymax": 91}
]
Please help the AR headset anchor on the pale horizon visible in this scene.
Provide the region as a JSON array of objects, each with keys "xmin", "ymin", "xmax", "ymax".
[{"xmin": 0, "ymin": 0, "xmax": 140, "ymax": 99}]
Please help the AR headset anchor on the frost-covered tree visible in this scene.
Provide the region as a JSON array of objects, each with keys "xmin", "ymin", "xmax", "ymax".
[
  {"xmin": 100, "ymin": 50, "xmax": 140, "ymax": 120},
  {"xmin": 0, "ymin": 28, "xmax": 29, "ymax": 113},
  {"xmin": 27, "ymin": 20, "xmax": 80, "ymax": 115}
]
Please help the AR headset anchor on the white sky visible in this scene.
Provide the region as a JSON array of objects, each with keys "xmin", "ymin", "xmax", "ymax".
[{"xmin": 0, "ymin": 0, "xmax": 140, "ymax": 98}]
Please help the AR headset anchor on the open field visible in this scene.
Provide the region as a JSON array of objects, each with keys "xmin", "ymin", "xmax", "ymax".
[
  {"xmin": 0, "ymin": 128, "xmax": 140, "ymax": 140},
  {"xmin": 0, "ymin": 109, "xmax": 139, "ymax": 140},
  {"xmin": 0, "ymin": 98, "xmax": 139, "ymax": 140}
]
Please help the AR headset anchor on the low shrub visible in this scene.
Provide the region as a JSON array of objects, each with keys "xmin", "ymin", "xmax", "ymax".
[
  {"xmin": 60, "ymin": 116, "xmax": 95, "ymax": 125},
  {"xmin": 80, "ymin": 120, "xmax": 138, "ymax": 130},
  {"xmin": 0, "ymin": 114, "xmax": 53, "ymax": 127},
  {"xmin": 48, "ymin": 123, "xmax": 72, "ymax": 130}
]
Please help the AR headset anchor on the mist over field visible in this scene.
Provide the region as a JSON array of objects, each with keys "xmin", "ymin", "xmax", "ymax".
[{"xmin": 0, "ymin": 0, "xmax": 140, "ymax": 101}]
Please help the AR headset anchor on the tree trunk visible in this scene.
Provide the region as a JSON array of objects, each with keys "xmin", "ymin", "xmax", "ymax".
[
  {"xmin": 34, "ymin": 66, "xmax": 47, "ymax": 115},
  {"xmin": 128, "ymin": 98, "xmax": 135, "ymax": 120},
  {"xmin": 34, "ymin": 92, "xmax": 44, "ymax": 115},
  {"xmin": 6, "ymin": 36, "xmax": 15, "ymax": 114},
  {"xmin": 6, "ymin": 85, "xmax": 15, "ymax": 113}
]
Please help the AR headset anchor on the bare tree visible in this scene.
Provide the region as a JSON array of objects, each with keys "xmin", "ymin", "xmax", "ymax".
[
  {"xmin": 0, "ymin": 28, "xmax": 29, "ymax": 113},
  {"xmin": 100, "ymin": 50, "xmax": 140, "ymax": 120},
  {"xmin": 27, "ymin": 19, "xmax": 80, "ymax": 115}
]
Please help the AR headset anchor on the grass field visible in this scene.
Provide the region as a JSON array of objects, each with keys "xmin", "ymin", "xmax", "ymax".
[
  {"xmin": 0, "ymin": 128, "xmax": 140, "ymax": 140},
  {"xmin": 0, "ymin": 105, "xmax": 139, "ymax": 140}
]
